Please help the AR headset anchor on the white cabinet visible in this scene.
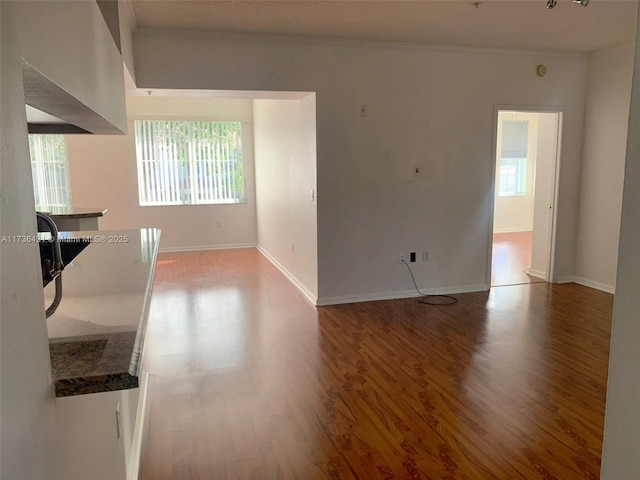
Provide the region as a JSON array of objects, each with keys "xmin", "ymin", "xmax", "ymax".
[{"xmin": 52, "ymin": 376, "xmax": 148, "ymax": 480}]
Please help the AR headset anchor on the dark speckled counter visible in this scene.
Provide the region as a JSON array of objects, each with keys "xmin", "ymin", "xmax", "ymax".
[{"xmin": 44, "ymin": 228, "xmax": 160, "ymax": 397}]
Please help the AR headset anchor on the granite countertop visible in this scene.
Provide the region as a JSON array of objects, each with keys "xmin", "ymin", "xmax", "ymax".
[
  {"xmin": 44, "ymin": 228, "xmax": 160, "ymax": 397},
  {"xmin": 38, "ymin": 207, "xmax": 108, "ymax": 219}
]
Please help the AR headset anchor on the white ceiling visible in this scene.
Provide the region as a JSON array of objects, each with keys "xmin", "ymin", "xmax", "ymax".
[{"xmin": 132, "ymin": 0, "xmax": 638, "ymax": 53}]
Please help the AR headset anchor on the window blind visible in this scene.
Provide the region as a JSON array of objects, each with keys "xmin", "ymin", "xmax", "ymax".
[
  {"xmin": 501, "ymin": 121, "xmax": 529, "ymax": 158},
  {"xmin": 135, "ymin": 120, "xmax": 245, "ymax": 206},
  {"xmin": 29, "ymin": 135, "xmax": 72, "ymax": 210}
]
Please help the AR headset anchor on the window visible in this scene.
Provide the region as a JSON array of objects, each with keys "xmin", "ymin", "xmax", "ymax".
[
  {"xmin": 498, "ymin": 120, "xmax": 528, "ymax": 197},
  {"xmin": 499, "ymin": 157, "xmax": 527, "ymax": 196},
  {"xmin": 29, "ymin": 135, "xmax": 72, "ymax": 210},
  {"xmin": 134, "ymin": 120, "xmax": 246, "ymax": 206}
]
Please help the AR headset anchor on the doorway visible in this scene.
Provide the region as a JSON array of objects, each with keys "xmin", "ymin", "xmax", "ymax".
[{"xmin": 490, "ymin": 110, "xmax": 561, "ymax": 287}]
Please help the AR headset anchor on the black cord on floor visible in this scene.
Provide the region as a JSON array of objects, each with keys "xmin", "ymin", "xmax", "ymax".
[{"xmin": 401, "ymin": 259, "xmax": 458, "ymax": 306}]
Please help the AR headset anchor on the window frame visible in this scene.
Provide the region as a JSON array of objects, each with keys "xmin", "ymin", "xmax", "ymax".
[
  {"xmin": 29, "ymin": 134, "xmax": 73, "ymax": 210},
  {"xmin": 498, "ymin": 157, "xmax": 528, "ymax": 197},
  {"xmin": 133, "ymin": 118, "xmax": 248, "ymax": 207}
]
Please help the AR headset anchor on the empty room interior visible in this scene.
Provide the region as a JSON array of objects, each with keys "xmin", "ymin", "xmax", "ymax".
[{"xmin": 2, "ymin": 1, "xmax": 640, "ymax": 479}]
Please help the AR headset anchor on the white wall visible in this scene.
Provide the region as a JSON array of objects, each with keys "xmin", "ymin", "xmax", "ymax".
[
  {"xmin": 66, "ymin": 96, "xmax": 258, "ymax": 251},
  {"xmin": 0, "ymin": 5, "xmax": 57, "ymax": 478},
  {"xmin": 134, "ymin": 30, "xmax": 588, "ymax": 302},
  {"xmin": 253, "ymin": 95, "xmax": 318, "ymax": 302},
  {"xmin": 493, "ymin": 112, "xmax": 539, "ymax": 233},
  {"xmin": 575, "ymin": 43, "xmax": 634, "ymax": 293},
  {"xmin": 118, "ymin": 0, "xmax": 137, "ymax": 83},
  {"xmin": 601, "ymin": 16, "xmax": 640, "ymax": 477},
  {"xmin": 1, "ymin": 1, "xmax": 127, "ymax": 477}
]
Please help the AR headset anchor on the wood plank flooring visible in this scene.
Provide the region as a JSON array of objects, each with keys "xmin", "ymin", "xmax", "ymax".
[
  {"xmin": 140, "ymin": 248, "xmax": 613, "ymax": 479},
  {"xmin": 492, "ymin": 232, "xmax": 545, "ymax": 287}
]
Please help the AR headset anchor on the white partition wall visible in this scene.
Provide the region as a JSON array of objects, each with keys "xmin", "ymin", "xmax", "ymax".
[
  {"xmin": 253, "ymin": 95, "xmax": 318, "ymax": 302},
  {"xmin": 574, "ymin": 43, "xmax": 634, "ymax": 293},
  {"xmin": 134, "ymin": 29, "xmax": 588, "ymax": 302}
]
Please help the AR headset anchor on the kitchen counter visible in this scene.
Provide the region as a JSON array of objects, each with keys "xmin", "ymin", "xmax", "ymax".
[
  {"xmin": 38, "ymin": 207, "xmax": 108, "ymax": 231},
  {"xmin": 44, "ymin": 228, "xmax": 160, "ymax": 397},
  {"xmin": 40, "ymin": 206, "xmax": 108, "ymax": 219}
]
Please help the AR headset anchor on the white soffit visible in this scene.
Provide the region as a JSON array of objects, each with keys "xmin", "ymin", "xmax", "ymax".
[
  {"xmin": 128, "ymin": 88, "xmax": 313, "ymax": 100},
  {"xmin": 25, "ymin": 105, "xmax": 67, "ymax": 124}
]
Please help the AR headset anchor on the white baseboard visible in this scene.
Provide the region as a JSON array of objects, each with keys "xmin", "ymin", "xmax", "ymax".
[
  {"xmin": 128, "ymin": 372, "xmax": 150, "ymax": 480},
  {"xmin": 558, "ymin": 276, "xmax": 615, "ymax": 294},
  {"xmin": 159, "ymin": 243, "xmax": 257, "ymax": 253},
  {"xmin": 493, "ymin": 227, "xmax": 533, "ymax": 234},
  {"xmin": 526, "ymin": 268, "xmax": 546, "ymax": 280},
  {"xmin": 316, "ymin": 284, "xmax": 489, "ymax": 307},
  {"xmin": 256, "ymin": 245, "xmax": 318, "ymax": 306},
  {"xmin": 557, "ymin": 276, "xmax": 574, "ymax": 284}
]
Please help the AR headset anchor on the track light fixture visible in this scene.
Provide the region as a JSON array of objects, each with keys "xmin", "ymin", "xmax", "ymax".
[{"xmin": 574, "ymin": 0, "xmax": 589, "ymax": 6}]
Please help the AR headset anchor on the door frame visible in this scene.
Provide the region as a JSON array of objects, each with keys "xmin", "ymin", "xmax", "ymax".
[{"xmin": 486, "ymin": 105, "xmax": 564, "ymax": 287}]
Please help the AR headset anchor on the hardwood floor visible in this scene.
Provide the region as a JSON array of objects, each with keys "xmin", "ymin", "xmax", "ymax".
[
  {"xmin": 140, "ymin": 249, "xmax": 613, "ymax": 479},
  {"xmin": 492, "ymin": 232, "xmax": 545, "ymax": 287}
]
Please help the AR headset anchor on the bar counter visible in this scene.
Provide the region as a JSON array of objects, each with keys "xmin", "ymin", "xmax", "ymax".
[{"xmin": 43, "ymin": 228, "xmax": 160, "ymax": 397}]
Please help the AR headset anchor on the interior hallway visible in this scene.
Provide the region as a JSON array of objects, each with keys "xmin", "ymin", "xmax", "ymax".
[
  {"xmin": 140, "ymin": 248, "xmax": 612, "ymax": 479},
  {"xmin": 492, "ymin": 231, "xmax": 545, "ymax": 287}
]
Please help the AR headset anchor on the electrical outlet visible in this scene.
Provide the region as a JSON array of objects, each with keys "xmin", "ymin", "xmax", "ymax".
[
  {"xmin": 399, "ymin": 252, "xmax": 406, "ymax": 263},
  {"xmin": 216, "ymin": 221, "xmax": 222, "ymax": 229},
  {"xmin": 410, "ymin": 252, "xmax": 416, "ymax": 263},
  {"xmin": 423, "ymin": 251, "xmax": 429, "ymax": 262},
  {"xmin": 291, "ymin": 241, "xmax": 295, "ymax": 252}
]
